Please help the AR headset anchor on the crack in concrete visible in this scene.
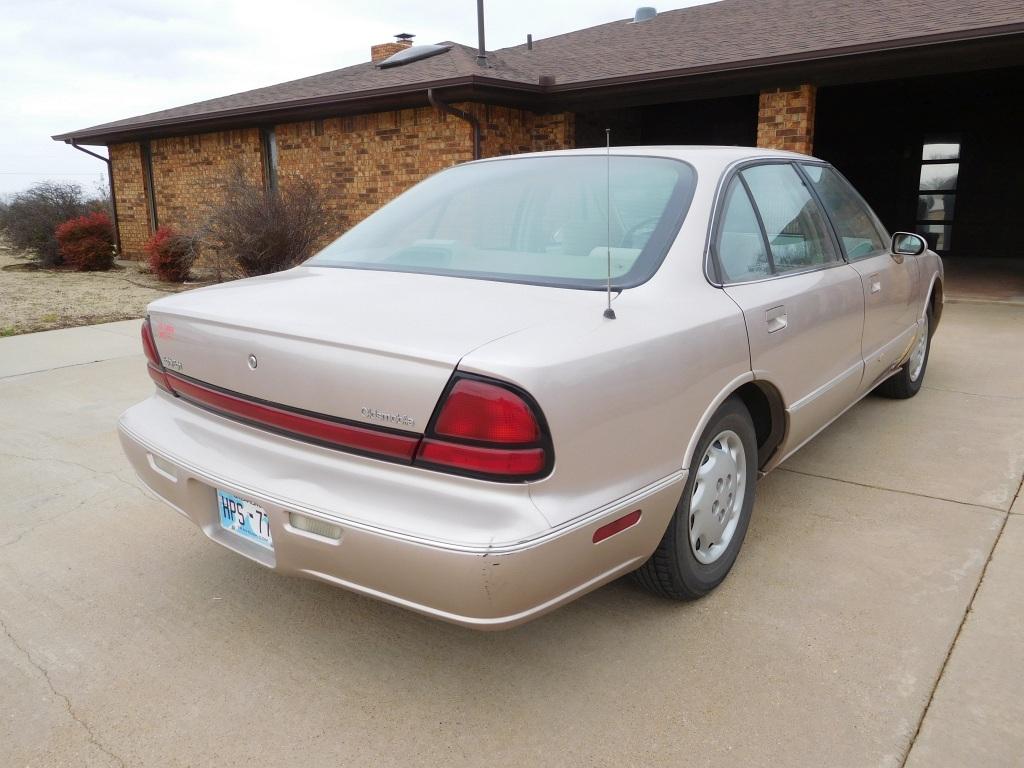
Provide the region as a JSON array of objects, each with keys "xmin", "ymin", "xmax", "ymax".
[
  {"xmin": 0, "ymin": 450, "xmax": 148, "ymax": 495},
  {"xmin": 0, "ymin": 491, "xmax": 100, "ymax": 549},
  {"xmin": 775, "ymin": 467, "xmax": 1008, "ymax": 514},
  {"xmin": 922, "ymin": 384, "xmax": 1024, "ymax": 401},
  {"xmin": 0, "ymin": 613, "xmax": 126, "ymax": 768},
  {"xmin": 0, "ymin": 451, "xmax": 153, "ymax": 548},
  {"xmin": 898, "ymin": 473, "xmax": 1024, "ymax": 768},
  {"xmin": 0, "ymin": 352, "xmax": 141, "ymax": 381}
]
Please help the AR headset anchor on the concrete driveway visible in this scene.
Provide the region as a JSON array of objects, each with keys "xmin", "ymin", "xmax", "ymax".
[{"xmin": 1, "ymin": 302, "xmax": 1022, "ymax": 768}]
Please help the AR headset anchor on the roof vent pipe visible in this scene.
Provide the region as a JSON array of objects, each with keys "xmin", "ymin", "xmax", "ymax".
[
  {"xmin": 476, "ymin": 0, "xmax": 488, "ymax": 66},
  {"xmin": 632, "ymin": 6, "xmax": 657, "ymax": 22}
]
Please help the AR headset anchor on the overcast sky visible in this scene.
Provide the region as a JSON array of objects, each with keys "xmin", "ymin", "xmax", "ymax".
[{"xmin": 0, "ymin": 0, "xmax": 714, "ymax": 197}]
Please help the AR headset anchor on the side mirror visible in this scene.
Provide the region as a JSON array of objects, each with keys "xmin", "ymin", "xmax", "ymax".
[{"xmin": 891, "ymin": 232, "xmax": 927, "ymax": 257}]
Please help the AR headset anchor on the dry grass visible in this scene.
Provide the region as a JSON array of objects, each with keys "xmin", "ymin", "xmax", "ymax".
[{"xmin": 0, "ymin": 235, "xmax": 211, "ymax": 336}]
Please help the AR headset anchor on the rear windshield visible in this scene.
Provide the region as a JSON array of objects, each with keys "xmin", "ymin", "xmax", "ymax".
[{"xmin": 306, "ymin": 155, "xmax": 697, "ymax": 289}]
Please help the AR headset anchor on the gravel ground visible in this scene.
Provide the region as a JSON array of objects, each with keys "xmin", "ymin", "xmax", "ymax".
[{"xmin": 0, "ymin": 236, "xmax": 206, "ymax": 336}]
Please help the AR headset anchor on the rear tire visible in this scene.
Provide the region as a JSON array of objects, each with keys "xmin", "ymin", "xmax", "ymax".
[
  {"xmin": 876, "ymin": 308, "xmax": 932, "ymax": 399},
  {"xmin": 634, "ymin": 397, "xmax": 758, "ymax": 600}
]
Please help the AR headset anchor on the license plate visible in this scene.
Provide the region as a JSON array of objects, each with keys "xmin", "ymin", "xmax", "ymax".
[{"xmin": 218, "ymin": 489, "xmax": 273, "ymax": 549}]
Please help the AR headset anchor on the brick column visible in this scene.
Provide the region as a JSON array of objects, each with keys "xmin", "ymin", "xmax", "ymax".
[
  {"xmin": 109, "ymin": 142, "xmax": 151, "ymax": 260},
  {"xmin": 756, "ymin": 84, "xmax": 816, "ymax": 155}
]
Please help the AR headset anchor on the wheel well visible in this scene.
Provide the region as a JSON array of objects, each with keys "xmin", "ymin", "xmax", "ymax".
[{"xmin": 732, "ymin": 381, "xmax": 785, "ymax": 470}]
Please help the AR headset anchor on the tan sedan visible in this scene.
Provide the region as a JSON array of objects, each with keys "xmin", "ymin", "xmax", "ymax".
[{"xmin": 119, "ymin": 147, "xmax": 943, "ymax": 628}]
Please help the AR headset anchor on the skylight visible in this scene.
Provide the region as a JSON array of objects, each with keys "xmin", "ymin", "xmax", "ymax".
[{"xmin": 378, "ymin": 44, "xmax": 453, "ymax": 69}]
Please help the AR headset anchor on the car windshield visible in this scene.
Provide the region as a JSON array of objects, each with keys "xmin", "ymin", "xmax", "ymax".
[{"xmin": 306, "ymin": 155, "xmax": 697, "ymax": 289}]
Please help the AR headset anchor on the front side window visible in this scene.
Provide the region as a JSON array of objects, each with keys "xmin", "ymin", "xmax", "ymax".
[
  {"xmin": 740, "ymin": 164, "xmax": 839, "ymax": 274},
  {"xmin": 307, "ymin": 156, "xmax": 697, "ymax": 289},
  {"xmin": 800, "ymin": 164, "xmax": 887, "ymax": 259},
  {"xmin": 716, "ymin": 177, "xmax": 771, "ymax": 282}
]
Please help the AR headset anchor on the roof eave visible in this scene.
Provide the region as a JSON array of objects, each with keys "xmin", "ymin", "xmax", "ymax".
[
  {"xmin": 52, "ymin": 22, "xmax": 1024, "ymax": 146},
  {"xmin": 52, "ymin": 76, "xmax": 548, "ymax": 145}
]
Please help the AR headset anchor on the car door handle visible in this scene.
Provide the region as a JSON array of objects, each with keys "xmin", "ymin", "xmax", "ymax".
[
  {"xmin": 766, "ymin": 305, "xmax": 788, "ymax": 333},
  {"xmin": 869, "ymin": 274, "xmax": 881, "ymax": 294}
]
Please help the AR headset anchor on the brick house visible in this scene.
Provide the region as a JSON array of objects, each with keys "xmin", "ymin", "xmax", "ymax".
[{"xmin": 54, "ymin": 0, "xmax": 1024, "ymax": 263}]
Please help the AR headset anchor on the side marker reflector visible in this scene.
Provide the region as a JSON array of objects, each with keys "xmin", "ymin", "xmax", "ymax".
[{"xmin": 592, "ymin": 509, "xmax": 642, "ymax": 544}]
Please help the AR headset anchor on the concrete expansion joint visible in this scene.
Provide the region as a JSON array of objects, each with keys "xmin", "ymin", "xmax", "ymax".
[
  {"xmin": 900, "ymin": 473, "xmax": 1022, "ymax": 767},
  {"xmin": 0, "ymin": 613, "xmax": 126, "ymax": 768},
  {"xmin": 776, "ymin": 467, "xmax": 1009, "ymax": 514}
]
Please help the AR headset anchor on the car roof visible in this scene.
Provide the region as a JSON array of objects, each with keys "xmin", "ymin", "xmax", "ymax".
[{"xmin": 470, "ymin": 145, "xmax": 820, "ymax": 168}]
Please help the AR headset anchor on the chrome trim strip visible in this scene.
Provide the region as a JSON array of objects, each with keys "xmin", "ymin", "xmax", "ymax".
[{"xmin": 789, "ymin": 359, "xmax": 864, "ymax": 412}]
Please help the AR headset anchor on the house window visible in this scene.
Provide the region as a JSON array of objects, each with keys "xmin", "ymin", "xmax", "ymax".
[
  {"xmin": 141, "ymin": 141, "xmax": 158, "ymax": 230},
  {"xmin": 916, "ymin": 136, "xmax": 959, "ymax": 253},
  {"xmin": 261, "ymin": 127, "xmax": 279, "ymax": 192}
]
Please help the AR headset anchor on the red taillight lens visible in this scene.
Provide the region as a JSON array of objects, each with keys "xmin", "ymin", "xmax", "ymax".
[
  {"xmin": 433, "ymin": 379, "xmax": 541, "ymax": 443},
  {"xmin": 141, "ymin": 319, "xmax": 172, "ymax": 393},
  {"xmin": 415, "ymin": 375, "xmax": 551, "ymax": 480},
  {"xmin": 417, "ymin": 440, "xmax": 546, "ymax": 476}
]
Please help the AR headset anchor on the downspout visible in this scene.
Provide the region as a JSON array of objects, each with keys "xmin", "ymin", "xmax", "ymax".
[
  {"xmin": 67, "ymin": 140, "xmax": 122, "ymax": 256},
  {"xmin": 427, "ymin": 88, "xmax": 481, "ymax": 160}
]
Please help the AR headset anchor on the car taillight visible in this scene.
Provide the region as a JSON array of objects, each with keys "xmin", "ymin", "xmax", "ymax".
[
  {"xmin": 141, "ymin": 318, "xmax": 172, "ymax": 393},
  {"xmin": 415, "ymin": 375, "xmax": 552, "ymax": 481}
]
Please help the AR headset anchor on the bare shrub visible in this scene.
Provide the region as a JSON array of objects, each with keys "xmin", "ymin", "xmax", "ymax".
[
  {"xmin": 0, "ymin": 182, "xmax": 95, "ymax": 266},
  {"xmin": 205, "ymin": 169, "xmax": 330, "ymax": 277}
]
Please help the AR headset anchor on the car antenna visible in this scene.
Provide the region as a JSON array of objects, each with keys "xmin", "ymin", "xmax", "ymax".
[{"xmin": 603, "ymin": 128, "xmax": 616, "ymax": 320}]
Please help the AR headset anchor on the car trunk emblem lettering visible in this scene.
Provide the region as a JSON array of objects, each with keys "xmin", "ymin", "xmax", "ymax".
[{"xmin": 361, "ymin": 407, "xmax": 414, "ymax": 428}]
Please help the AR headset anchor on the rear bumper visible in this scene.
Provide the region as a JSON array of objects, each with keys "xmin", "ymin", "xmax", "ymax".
[{"xmin": 118, "ymin": 393, "xmax": 684, "ymax": 629}]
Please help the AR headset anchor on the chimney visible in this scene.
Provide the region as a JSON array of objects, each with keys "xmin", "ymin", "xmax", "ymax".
[{"xmin": 371, "ymin": 33, "xmax": 414, "ymax": 63}]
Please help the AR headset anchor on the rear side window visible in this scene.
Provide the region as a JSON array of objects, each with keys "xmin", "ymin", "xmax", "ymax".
[
  {"xmin": 740, "ymin": 164, "xmax": 839, "ymax": 274},
  {"xmin": 716, "ymin": 178, "xmax": 771, "ymax": 282},
  {"xmin": 800, "ymin": 164, "xmax": 888, "ymax": 259}
]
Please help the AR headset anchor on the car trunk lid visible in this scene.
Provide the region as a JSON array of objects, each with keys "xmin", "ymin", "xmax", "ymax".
[{"xmin": 146, "ymin": 266, "xmax": 597, "ymax": 433}]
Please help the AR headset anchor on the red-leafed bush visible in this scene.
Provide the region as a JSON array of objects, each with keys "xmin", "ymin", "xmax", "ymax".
[
  {"xmin": 144, "ymin": 226, "xmax": 198, "ymax": 282},
  {"xmin": 55, "ymin": 211, "xmax": 115, "ymax": 271}
]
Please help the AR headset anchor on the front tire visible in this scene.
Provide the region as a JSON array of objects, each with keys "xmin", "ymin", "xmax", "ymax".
[
  {"xmin": 876, "ymin": 308, "xmax": 932, "ymax": 399},
  {"xmin": 634, "ymin": 397, "xmax": 758, "ymax": 600}
]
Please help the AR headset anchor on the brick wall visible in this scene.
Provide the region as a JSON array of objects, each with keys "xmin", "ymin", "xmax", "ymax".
[
  {"xmin": 468, "ymin": 104, "xmax": 576, "ymax": 157},
  {"xmin": 108, "ymin": 104, "xmax": 575, "ymax": 259},
  {"xmin": 275, "ymin": 105, "xmax": 575, "ymax": 246},
  {"xmin": 109, "ymin": 142, "xmax": 150, "ymax": 259},
  {"xmin": 756, "ymin": 84, "xmax": 816, "ymax": 155},
  {"xmin": 274, "ymin": 107, "xmax": 470, "ymax": 245},
  {"xmin": 149, "ymin": 128, "xmax": 264, "ymax": 233}
]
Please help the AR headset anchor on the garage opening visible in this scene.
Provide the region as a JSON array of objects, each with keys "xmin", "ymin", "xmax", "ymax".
[{"xmin": 815, "ymin": 66, "xmax": 1024, "ymax": 301}]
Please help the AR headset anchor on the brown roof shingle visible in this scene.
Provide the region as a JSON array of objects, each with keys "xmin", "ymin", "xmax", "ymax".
[{"xmin": 53, "ymin": 0, "xmax": 1024, "ymax": 143}]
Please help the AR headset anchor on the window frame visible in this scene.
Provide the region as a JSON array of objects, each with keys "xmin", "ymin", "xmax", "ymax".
[
  {"xmin": 706, "ymin": 159, "xmax": 847, "ymax": 286},
  {"xmin": 914, "ymin": 134, "xmax": 960, "ymax": 254},
  {"xmin": 794, "ymin": 162, "xmax": 891, "ymax": 263}
]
